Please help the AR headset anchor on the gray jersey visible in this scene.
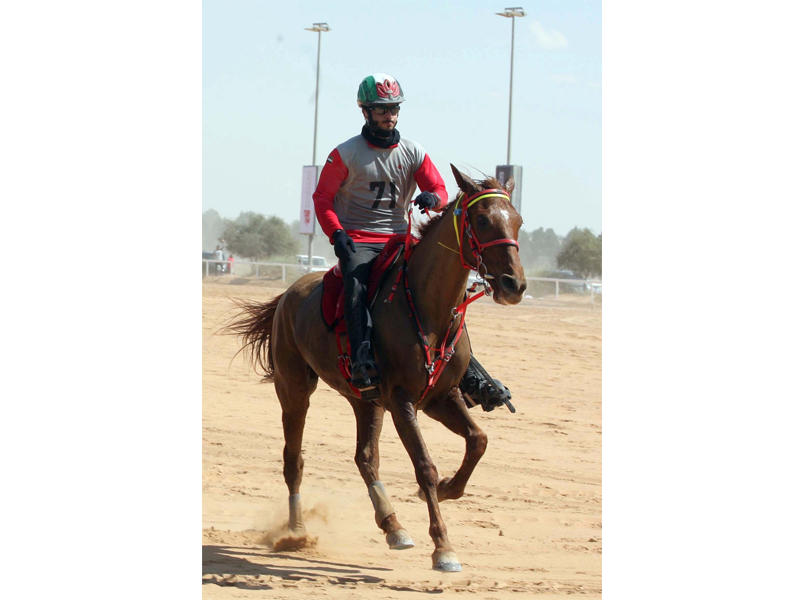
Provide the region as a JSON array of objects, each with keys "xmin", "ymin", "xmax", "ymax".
[{"xmin": 334, "ymin": 135, "xmax": 426, "ymax": 235}]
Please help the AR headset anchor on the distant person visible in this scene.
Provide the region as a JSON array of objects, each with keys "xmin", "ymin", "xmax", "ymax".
[
  {"xmin": 312, "ymin": 72, "xmax": 511, "ymax": 411},
  {"xmin": 226, "ymin": 254, "xmax": 234, "ymax": 274},
  {"xmin": 214, "ymin": 245, "xmax": 224, "ymax": 273}
]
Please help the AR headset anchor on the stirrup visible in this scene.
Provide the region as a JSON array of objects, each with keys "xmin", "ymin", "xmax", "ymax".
[
  {"xmin": 350, "ymin": 340, "xmax": 379, "ymax": 391},
  {"xmin": 350, "ymin": 360, "xmax": 380, "ymax": 391}
]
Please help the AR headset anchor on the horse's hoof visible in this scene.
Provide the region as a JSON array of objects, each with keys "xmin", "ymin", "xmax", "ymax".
[
  {"xmin": 386, "ymin": 529, "xmax": 415, "ymax": 550},
  {"xmin": 432, "ymin": 550, "xmax": 462, "ymax": 572}
]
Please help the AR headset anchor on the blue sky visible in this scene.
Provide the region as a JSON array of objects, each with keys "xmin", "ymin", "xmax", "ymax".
[{"xmin": 203, "ymin": 0, "xmax": 601, "ymax": 237}]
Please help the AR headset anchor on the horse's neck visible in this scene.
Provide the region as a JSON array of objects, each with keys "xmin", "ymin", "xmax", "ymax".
[{"xmin": 406, "ymin": 205, "xmax": 469, "ymax": 330}]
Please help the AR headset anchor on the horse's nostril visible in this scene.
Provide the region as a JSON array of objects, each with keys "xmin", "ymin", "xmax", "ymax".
[{"xmin": 501, "ymin": 275, "xmax": 524, "ymax": 294}]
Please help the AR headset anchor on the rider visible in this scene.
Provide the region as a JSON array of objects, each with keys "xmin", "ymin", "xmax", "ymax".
[{"xmin": 313, "ymin": 72, "xmax": 511, "ymax": 411}]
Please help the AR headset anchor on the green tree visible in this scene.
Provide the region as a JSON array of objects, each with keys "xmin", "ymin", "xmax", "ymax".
[
  {"xmin": 557, "ymin": 227, "xmax": 602, "ymax": 278},
  {"xmin": 222, "ymin": 212, "xmax": 298, "ymax": 260},
  {"xmin": 517, "ymin": 227, "xmax": 562, "ymax": 272}
]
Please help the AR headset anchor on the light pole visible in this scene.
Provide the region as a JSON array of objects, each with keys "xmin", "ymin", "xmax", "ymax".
[
  {"xmin": 495, "ymin": 7, "xmax": 525, "ymax": 164},
  {"xmin": 305, "ymin": 22, "xmax": 330, "ymax": 165},
  {"xmin": 302, "ymin": 22, "xmax": 330, "ymax": 266}
]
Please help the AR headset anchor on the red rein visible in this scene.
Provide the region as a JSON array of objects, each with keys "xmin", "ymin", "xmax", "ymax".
[{"xmin": 398, "ymin": 188, "xmax": 519, "ymax": 402}]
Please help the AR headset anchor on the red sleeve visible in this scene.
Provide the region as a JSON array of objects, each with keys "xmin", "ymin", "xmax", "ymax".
[
  {"xmin": 414, "ymin": 154, "xmax": 448, "ymax": 210},
  {"xmin": 313, "ymin": 149, "xmax": 349, "ymax": 242}
]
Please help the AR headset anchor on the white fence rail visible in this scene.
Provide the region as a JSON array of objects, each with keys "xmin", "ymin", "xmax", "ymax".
[
  {"xmin": 203, "ymin": 259, "xmax": 601, "ymax": 299},
  {"xmin": 528, "ymin": 276, "xmax": 602, "ymax": 299},
  {"xmin": 202, "ymin": 259, "xmax": 302, "ymax": 280}
]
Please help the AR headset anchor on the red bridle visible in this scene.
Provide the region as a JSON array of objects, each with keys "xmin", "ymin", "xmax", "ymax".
[{"xmin": 453, "ymin": 188, "xmax": 520, "ymax": 275}]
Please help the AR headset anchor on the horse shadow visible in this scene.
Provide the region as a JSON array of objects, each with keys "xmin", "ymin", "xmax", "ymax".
[{"xmin": 202, "ymin": 544, "xmax": 391, "ymax": 590}]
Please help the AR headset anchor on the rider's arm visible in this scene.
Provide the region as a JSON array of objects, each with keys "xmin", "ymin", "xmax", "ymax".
[
  {"xmin": 413, "ymin": 154, "xmax": 448, "ymax": 210},
  {"xmin": 313, "ymin": 148, "xmax": 349, "ymax": 243}
]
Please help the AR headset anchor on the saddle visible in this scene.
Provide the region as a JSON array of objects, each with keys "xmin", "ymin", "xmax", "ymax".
[{"xmin": 320, "ymin": 234, "xmax": 417, "ymax": 393}]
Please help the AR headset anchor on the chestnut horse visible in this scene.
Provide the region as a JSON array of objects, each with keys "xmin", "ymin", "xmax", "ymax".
[{"xmin": 227, "ymin": 165, "xmax": 526, "ymax": 571}]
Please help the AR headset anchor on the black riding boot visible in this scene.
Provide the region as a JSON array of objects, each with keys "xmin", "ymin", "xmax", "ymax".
[
  {"xmin": 350, "ymin": 338, "xmax": 379, "ymax": 391},
  {"xmin": 340, "ymin": 243, "xmax": 383, "ymax": 392},
  {"xmin": 459, "ymin": 354, "xmax": 513, "ymax": 412},
  {"xmin": 346, "ymin": 309, "xmax": 379, "ymax": 391}
]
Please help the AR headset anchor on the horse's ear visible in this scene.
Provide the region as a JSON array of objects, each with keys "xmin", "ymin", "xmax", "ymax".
[
  {"xmin": 450, "ymin": 164, "xmax": 480, "ymax": 195},
  {"xmin": 504, "ymin": 176, "xmax": 515, "ymax": 195}
]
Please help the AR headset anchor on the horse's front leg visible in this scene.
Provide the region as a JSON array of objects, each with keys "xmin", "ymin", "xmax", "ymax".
[
  {"xmin": 388, "ymin": 390, "xmax": 462, "ymax": 572},
  {"xmin": 348, "ymin": 398, "xmax": 414, "ymax": 550},
  {"xmin": 422, "ymin": 387, "xmax": 488, "ymax": 501}
]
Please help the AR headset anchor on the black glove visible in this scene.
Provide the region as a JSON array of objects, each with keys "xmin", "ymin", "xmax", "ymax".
[
  {"xmin": 332, "ymin": 229, "xmax": 356, "ymax": 260},
  {"xmin": 413, "ymin": 191, "xmax": 439, "ymax": 212}
]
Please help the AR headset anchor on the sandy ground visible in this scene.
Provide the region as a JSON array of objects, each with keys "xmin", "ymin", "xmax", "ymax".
[{"xmin": 202, "ymin": 276, "xmax": 601, "ymax": 598}]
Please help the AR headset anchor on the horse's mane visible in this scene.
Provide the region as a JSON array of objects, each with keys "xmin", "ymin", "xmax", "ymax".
[{"xmin": 417, "ymin": 176, "xmax": 503, "ymax": 239}]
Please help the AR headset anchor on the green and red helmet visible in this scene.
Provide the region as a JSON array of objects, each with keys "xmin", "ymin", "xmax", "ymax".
[{"xmin": 357, "ymin": 73, "xmax": 405, "ymax": 107}]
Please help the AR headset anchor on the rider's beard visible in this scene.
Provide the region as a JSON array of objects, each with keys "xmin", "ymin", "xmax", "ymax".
[
  {"xmin": 367, "ymin": 114, "xmax": 395, "ymax": 138},
  {"xmin": 361, "ymin": 117, "xmax": 400, "ymax": 148}
]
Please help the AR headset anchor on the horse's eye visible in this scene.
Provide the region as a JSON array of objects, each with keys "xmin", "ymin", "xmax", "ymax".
[{"xmin": 476, "ymin": 214, "xmax": 490, "ymax": 229}]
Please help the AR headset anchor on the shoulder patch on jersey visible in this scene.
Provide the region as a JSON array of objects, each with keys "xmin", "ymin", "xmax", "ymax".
[{"xmin": 326, "ymin": 154, "xmax": 334, "ymax": 164}]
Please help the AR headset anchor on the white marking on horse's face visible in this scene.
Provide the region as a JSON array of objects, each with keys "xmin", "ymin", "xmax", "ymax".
[{"xmin": 499, "ymin": 208, "xmax": 512, "ymax": 224}]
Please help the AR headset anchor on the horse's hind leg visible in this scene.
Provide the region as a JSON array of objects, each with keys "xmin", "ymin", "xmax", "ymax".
[
  {"xmin": 422, "ymin": 387, "xmax": 488, "ymax": 501},
  {"xmin": 275, "ymin": 371, "xmax": 316, "ymax": 538},
  {"xmin": 349, "ymin": 399, "xmax": 415, "ymax": 550}
]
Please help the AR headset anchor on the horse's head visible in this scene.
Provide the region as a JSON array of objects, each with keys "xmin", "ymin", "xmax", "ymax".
[{"xmin": 450, "ymin": 164, "xmax": 527, "ymax": 305}]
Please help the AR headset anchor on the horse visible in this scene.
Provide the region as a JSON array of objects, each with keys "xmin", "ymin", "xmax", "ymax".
[{"xmin": 226, "ymin": 165, "xmax": 526, "ymax": 572}]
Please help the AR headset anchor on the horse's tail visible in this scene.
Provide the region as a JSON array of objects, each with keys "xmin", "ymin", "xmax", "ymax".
[{"xmin": 225, "ymin": 294, "xmax": 283, "ymax": 382}]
